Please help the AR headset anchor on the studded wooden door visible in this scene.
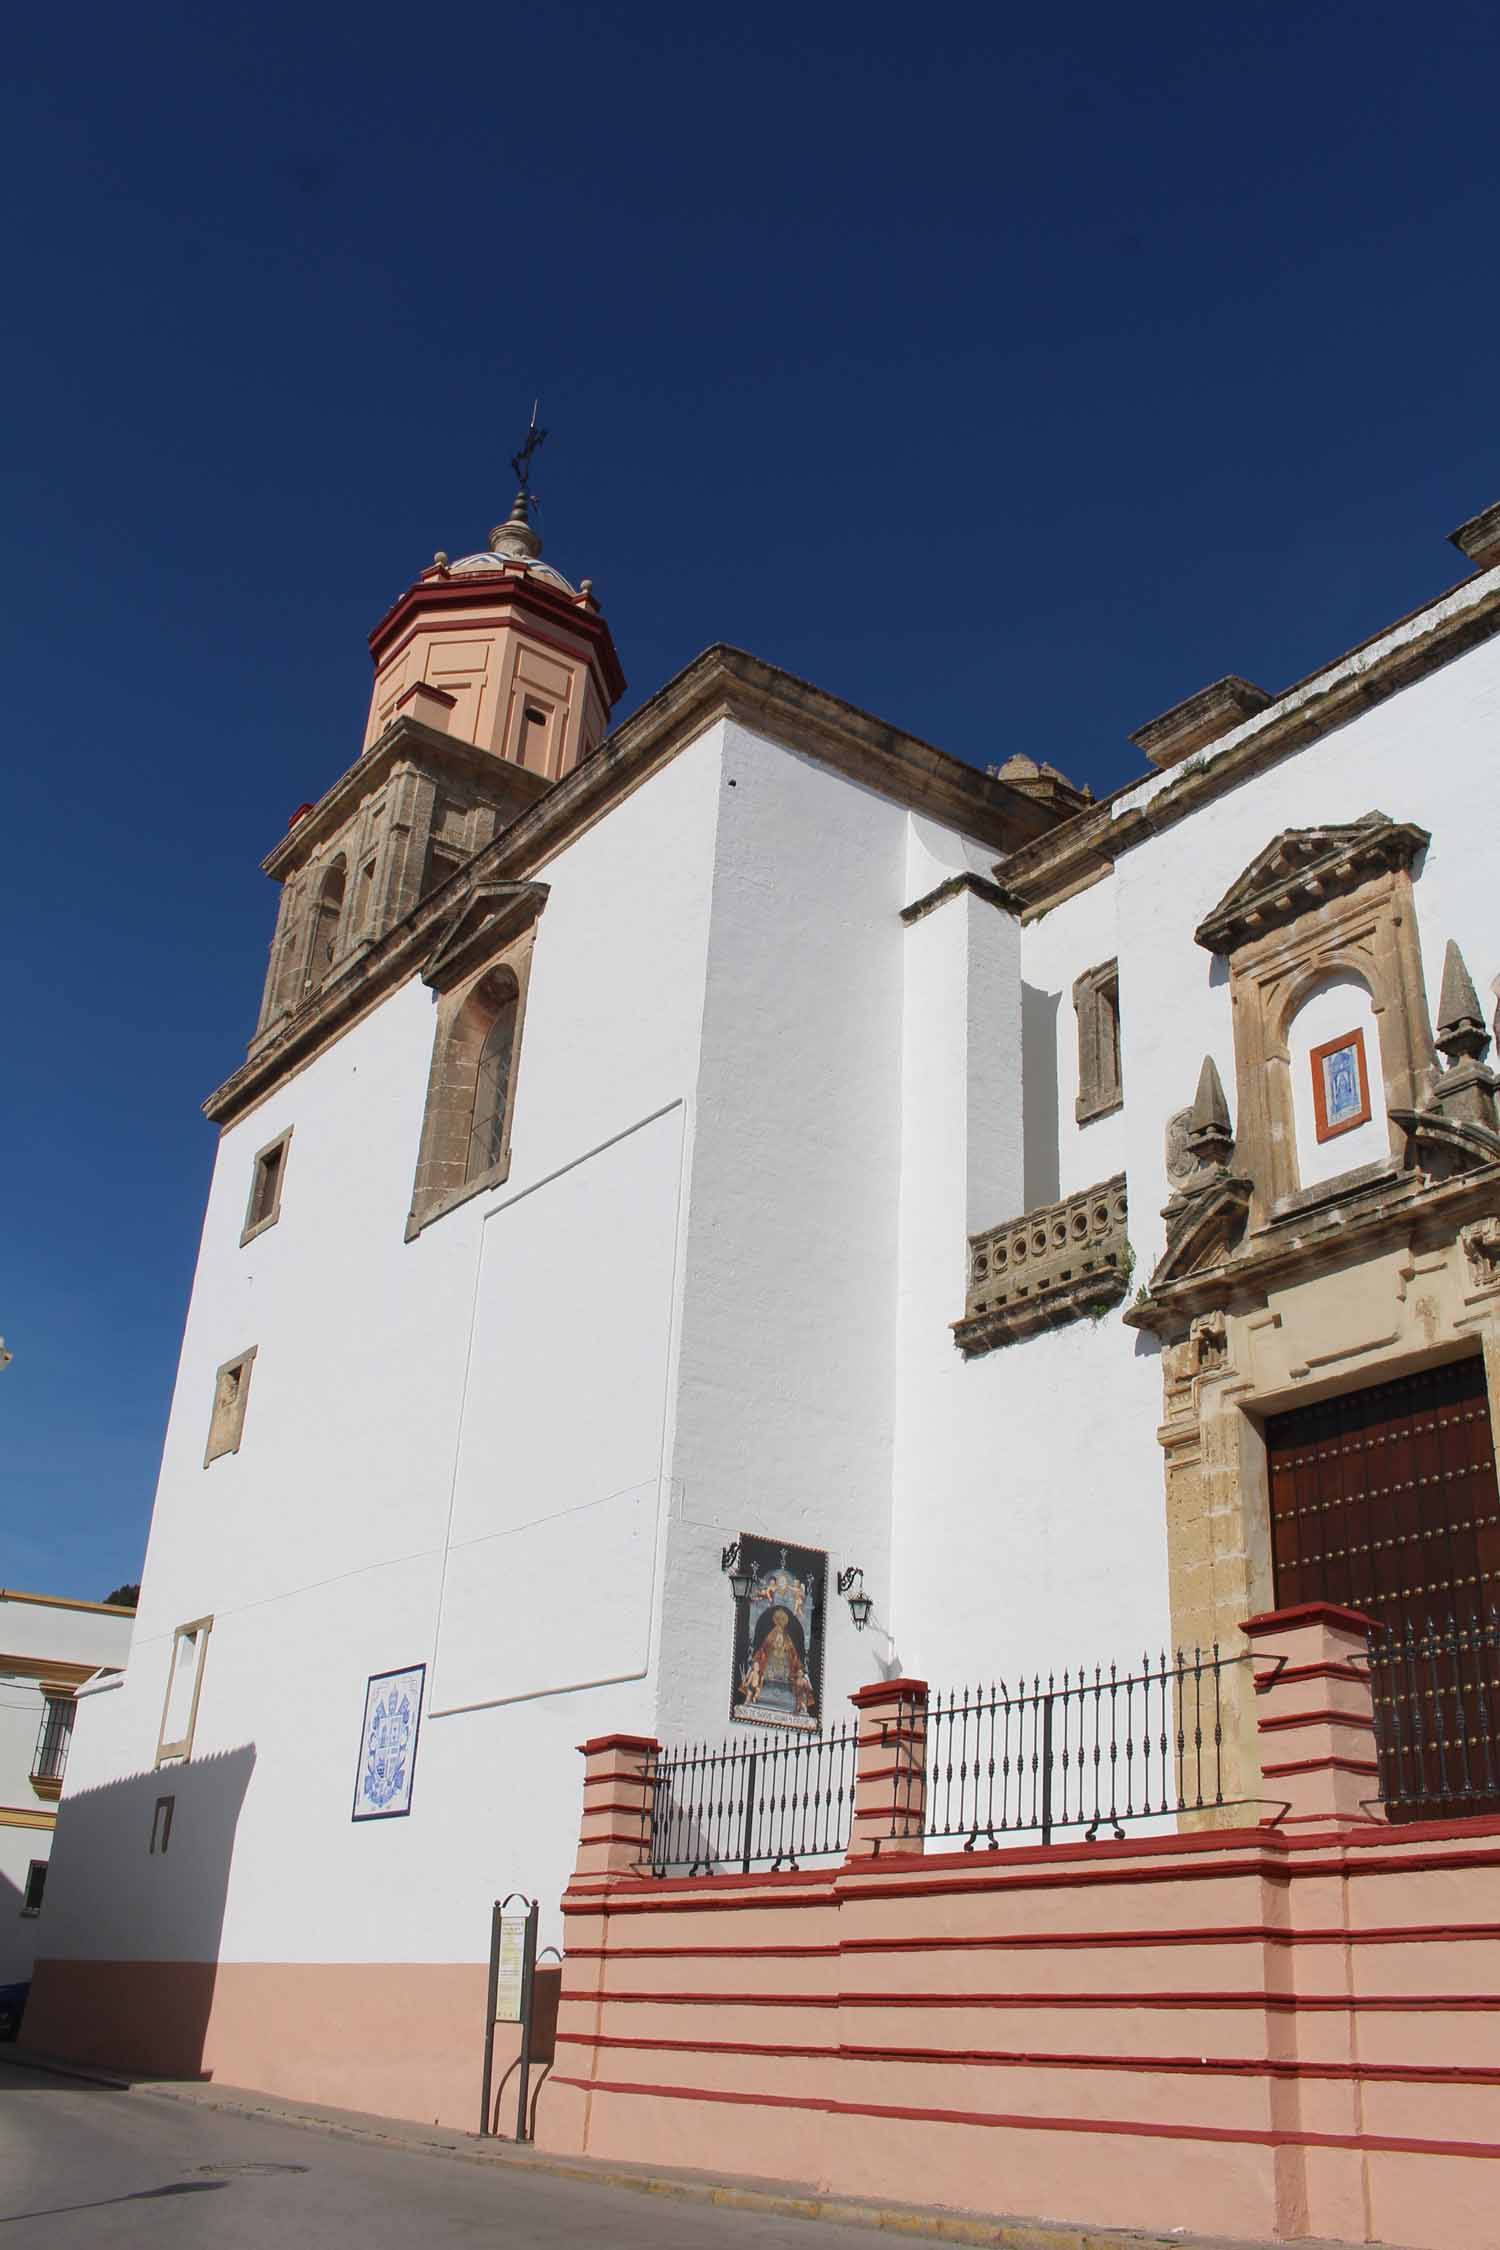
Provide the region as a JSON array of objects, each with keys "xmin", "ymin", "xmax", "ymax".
[{"xmin": 1265, "ymin": 1355, "xmax": 1500, "ymax": 1820}]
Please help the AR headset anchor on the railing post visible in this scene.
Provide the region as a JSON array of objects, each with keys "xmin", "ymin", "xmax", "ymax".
[
  {"xmin": 846, "ymin": 1678, "xmax": 928, "ymax": 1860},
  {"xmin": 1040, "ymin": 1692, "xmax": 1054, "ymax": 1846},
  {"xmin": 740, "ymin": 1750, "xmax": 757, "ymax": 1875},
  {"xmin": 1242, "ymin": 1603, "xmax": 1385, "ymax": 1828},
  {"xmin": 573, "ymin": 1732, "xmax": 661, "ymax": 1877}
]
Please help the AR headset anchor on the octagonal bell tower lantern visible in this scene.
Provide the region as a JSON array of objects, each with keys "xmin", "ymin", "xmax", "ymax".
[
  {"xmin": 362, "ymin": 410, "xmax": 625, "ymax": 777},
  {"xmin": 245, "ymin": 412, "xmax": 627, "ymax": 1052}
]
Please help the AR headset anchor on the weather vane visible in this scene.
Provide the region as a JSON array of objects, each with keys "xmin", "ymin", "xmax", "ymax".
[{"xmin": 510, "ymin": 400, "xmax": 548, "ymax": 493}]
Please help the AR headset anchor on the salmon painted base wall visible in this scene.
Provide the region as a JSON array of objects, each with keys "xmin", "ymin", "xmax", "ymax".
[
  {"xmin": 20, "ymin": 1958, "xmax": 549, "ymax": 2132},
  {"xmin": 536, "ymin": 1817, "xmax": 1500, "ymax": 2250}
]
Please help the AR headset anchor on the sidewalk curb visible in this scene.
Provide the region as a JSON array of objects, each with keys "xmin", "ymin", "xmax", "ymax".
[{"xmin": 2, "ymin": 2052, "xmax": 1405, "ymax": 2250}]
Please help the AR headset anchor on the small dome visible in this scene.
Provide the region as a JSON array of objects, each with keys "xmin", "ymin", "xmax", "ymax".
[{"xmin": 445, "ymin": 550, "xmax": 578, "ymax": 597}]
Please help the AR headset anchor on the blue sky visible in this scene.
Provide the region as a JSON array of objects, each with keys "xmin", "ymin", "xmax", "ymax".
[{"xmin": 4, "ymin": 3, "xmax": 1498, "ymax": 1597}]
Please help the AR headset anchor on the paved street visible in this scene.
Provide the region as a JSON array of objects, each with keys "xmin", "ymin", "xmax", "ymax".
[{"xmin": 0, "ymin": 2063, "xmax": 884, "ymax": 2249}]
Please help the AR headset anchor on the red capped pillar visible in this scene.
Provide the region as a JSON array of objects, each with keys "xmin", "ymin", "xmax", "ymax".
[
  {"xmin": 846, "ymin": 1678, "xmax": 929, "ymax": 1860},
  {"xmin": 573, "ymin": 1732, "xmax": 660, "ymax": 1877},
  {"xmin": 1243, "ymin": 1603, "xmax": 1385, "ymax": 1827}
]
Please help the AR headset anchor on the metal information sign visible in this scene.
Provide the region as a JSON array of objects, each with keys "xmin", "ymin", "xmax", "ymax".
[
  {"xmin": 480, "ymin": 1893, "xmax": 539, "ymax": 2140},
  {"xmin": 493, "ymin": 1911, "xmax": 528, "ymax": 2025}
]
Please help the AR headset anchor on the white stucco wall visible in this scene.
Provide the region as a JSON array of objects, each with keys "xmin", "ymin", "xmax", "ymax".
[{"xmin": 46, "ymin": 727, "xmax": 729, "ymax": 1969}]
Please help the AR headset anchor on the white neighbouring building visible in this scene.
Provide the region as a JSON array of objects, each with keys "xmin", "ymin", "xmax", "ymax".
[
  {"xmin": 1, "ymin": 1589, "xmax": 133, "ymax": 1999},
  {"xmin": 26, "ymin": 480, "xmax": 1500, "ymax": 2126}
]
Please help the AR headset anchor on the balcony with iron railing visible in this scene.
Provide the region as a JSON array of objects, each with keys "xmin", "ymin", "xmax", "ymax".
[{"xmin": 30, "ymin": 1696, "xmax": 74, "ymax": 1800}]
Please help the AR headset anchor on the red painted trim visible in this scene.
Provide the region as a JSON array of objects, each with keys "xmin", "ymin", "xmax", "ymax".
[
  {"xmin": 393, "ymin": 680, "xmax": 457, "ymax": 710},
  {"xmin": 850, "ymin": 1678, "xmax": 929, "ymax": 1707},
  {"xmin": 1258, "ymin": 1707, "xmax": 1375, "ymax": 1733},
  {"xmin": 1256, "ymin": 1659, "xmax": 1368, "ymax": 1689},
  {"xmin": 554, "ymin": 2029, "xmax": 1500, "ymax": 2087},
  {"xmin": 1243, "ymin": 1601, "xmax": 1381, "ymax": 1637},
  {"xmin": 1259, "ymin": 1755, "xmax": 1380, "ymax": 1779},
  {"xmin": 368, "ymin": 575, "xmax": 627, "ymax": 704},
  {"xmin": 562, "ymin": 1919, "xmax": 1500, "ymax": 1960},
  {"xmin": 549, "ymin": 2072, "xmax": 1500, "ymax": 2159},
  {"xmin": 562, "ymin": 1983, "xmax": 1500, "ymax": 2012},
  {"xmin": 578, "ymin": 1733, "xmax": 659, "ymax": 1757}
]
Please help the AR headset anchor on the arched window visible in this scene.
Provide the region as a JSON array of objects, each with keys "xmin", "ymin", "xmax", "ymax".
[
  {"xmin": 305, "ymin": 857, "xmax": 347, "ymax": 990},
  {"xmin": 465, "ymin": 975, "xmax": 520, "ymax": 1184}
]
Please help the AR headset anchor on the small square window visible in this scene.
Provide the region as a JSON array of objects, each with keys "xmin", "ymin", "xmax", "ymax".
[
  {"xmin": 204, "ymin": 1347, "xmax": 257, "ymax": 1466},
  {"xmin": 240, "ymin": 1129, "xmax": 292, "ymax": 1246},
  {"xmin": 156, "ymin": 1618, "xmax": 213, "ymax": 1766},
  {"xmin": 21, "ymin": 1859, "xmax": 47, "ymax": 1916}
]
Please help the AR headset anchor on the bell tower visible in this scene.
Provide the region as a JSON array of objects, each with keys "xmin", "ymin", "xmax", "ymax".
[
  {"xmin": 247, "ymin": 417, "xmax": 626, "ymax": 1053},
  {"xmin": 361, "ymin": 412, "xmax": 624, "ymax": 780}
]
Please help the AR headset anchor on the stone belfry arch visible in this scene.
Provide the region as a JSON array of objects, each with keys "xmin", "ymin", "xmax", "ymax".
[{"xmin": 1128, "ymin": 812, "xmax": 1500, "ymax": 1813}]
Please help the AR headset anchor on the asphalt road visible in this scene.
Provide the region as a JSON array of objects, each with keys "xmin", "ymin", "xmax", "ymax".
[{"xmin": 0, "ymin": 2063, "xmax": 883, "ymax": 2249}]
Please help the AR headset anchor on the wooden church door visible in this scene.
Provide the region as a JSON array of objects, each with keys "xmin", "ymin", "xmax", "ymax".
[{"xmin": 1264, "ymin": 1355, "xmax": 1500, "ymax": 1820}]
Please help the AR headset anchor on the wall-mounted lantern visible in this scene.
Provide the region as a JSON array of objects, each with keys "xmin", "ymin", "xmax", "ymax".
[
  {"xmin": 721, "ymin": 1540, "xmax": 754, "ymax": 1603},
  {"xmin": 837, "ymin": 1565, "xmax": 873, "ymax": 1631}
]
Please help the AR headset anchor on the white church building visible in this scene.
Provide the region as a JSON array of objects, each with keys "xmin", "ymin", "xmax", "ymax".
[{"xmin": 26, "ymin": 469, "xmax": 1500, "ymax": 2130}]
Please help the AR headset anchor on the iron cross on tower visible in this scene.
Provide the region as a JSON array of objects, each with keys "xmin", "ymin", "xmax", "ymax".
[{"xmin": 511, "ymin": 402, "xmax": 548, "ymax": 493}]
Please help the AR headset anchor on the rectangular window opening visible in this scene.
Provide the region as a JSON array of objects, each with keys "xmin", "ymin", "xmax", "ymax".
[
  {"xmin": 241, "ymin": 1131, "xmax": 291, "ymax": 1245},
  {"xmin": 21, "ymin": 1860, "xmax": 47, "ymax": 1916},
  {"xmin": 204, "ymin": 1347, "xmax": 256, "ymax": 1464},
  {"xmin": 156, "ymin": 1618, "xmax": 213, "ymax": 1766}
]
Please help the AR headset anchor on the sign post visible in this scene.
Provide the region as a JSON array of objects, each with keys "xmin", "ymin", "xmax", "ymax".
[{"xmin": 479, "ymin": 1892, "xmax": 539, "ymax": 2140}]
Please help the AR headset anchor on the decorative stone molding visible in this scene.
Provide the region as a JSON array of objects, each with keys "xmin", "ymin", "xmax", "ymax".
[
  {"xmin": 1072, "ymin": 959, "xmax": 1123, "ymax": 1124},
  {"xmin": 1129, "ymin": 675, "xmax": 1272, "ymax": 771},
  {"xmin": 1190, "ymin": 813, "xmax": 1438, "ymax": 1225},
  {"xmin": 954, "ymin": 1176, "xmax": 1129, "ymax": 1357},
  {"xmin": 1193, "ymin": 811, "xmax": 1428, "ymax": 958}
]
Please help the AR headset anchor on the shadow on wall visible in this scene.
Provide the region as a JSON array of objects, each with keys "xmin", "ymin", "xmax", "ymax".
[
  {"xmin": 1022, "ymin": 984, "xmax": 1061, "ymax": 1208},
  {"xmin": 19, "ymin": 1744, "xmax": 255, "ymax": 2082}
]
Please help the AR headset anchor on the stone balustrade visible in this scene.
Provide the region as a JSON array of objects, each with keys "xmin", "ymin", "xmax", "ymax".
[{"xmin": 953, "ymin": 1173, "xmax": 1129, "ymax": 1355}]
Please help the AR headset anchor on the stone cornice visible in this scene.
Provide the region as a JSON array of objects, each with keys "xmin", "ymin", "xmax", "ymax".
[
  {"xmin": 997, "ymin": 564, "xmax": 1500, "ymax": 917},
  {"xmin": 1125, "ymin": 1162, "xmax": 1500, "ymax": 1341},
  {"xmin": 262, "ymin": 718, "xmax": 551, "ymax": 880},
  {"xmin": 899, "ymin": 871, "xmax": 1023, "ymax": 925},
  {"xmin": 207, "ymin": 646, "xmax": 1051, "ymax": 1129}
]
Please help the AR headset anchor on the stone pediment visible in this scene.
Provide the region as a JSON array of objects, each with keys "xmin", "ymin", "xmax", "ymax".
[
  {"xmin": 1194, "ymin": 812, "xmax": 1429, "ymax": 956},
  {"xmin": 421, "ymin": 881, "xmax": 549, "ymax": 993}
]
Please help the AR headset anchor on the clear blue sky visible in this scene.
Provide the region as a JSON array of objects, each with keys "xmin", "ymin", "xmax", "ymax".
[{"xmin": 4, "ymin": 3, "xmax": 1497, "ymax": 1598}]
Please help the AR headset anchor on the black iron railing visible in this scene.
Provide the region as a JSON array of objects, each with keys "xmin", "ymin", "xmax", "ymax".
[
  {"xmin": 1367, "ymin": 1609, "xmax": 1500, "ymax": 1819},
  {"xmin": 648, "ymin": 1720, "xmax": 857, "ymax": 1875},
  {"xmin": 31, "ymin": 1697, "xmax": 74, "ymax": 1786},
  {"xmin": 905, "ymin": 1647, "xmax": 1241, "ymax": 1847}
]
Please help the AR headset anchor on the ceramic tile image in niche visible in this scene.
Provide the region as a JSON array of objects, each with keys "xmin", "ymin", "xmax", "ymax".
[
  {"xmin": 1310, "ymin": 1026, "xmax": 1372, "ymax": 1142},
  {"xmin": 351, "ymin": 1663, "xmax": 425, "ymax": 1821},
  {"xmin": 730, "ymin": 1537, "xmax": 827, "ymax": 1731}
]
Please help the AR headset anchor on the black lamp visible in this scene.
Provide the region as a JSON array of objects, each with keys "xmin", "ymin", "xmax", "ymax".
[
  {"xmin": 721, "ymin": 1540, "xmax": 754, "ymax": 1602},
  {"xmin": 837, "ymin": 1565, "xmax": 873, "ymax": 1630}
]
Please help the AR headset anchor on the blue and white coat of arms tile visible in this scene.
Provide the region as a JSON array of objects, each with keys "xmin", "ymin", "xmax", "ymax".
[{"xmin": 352, "ymin": 1663, "xmax": 425, "ymax": 1821}]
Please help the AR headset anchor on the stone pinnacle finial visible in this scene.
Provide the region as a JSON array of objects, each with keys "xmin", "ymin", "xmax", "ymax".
[
  {"xmin": 1436, "ymin": 939, "xmax": 1490, "ymax": 1065},
  {"xmin": 1186, "ymin": 1055, "xmax": 1234, "ymax": 1168}
]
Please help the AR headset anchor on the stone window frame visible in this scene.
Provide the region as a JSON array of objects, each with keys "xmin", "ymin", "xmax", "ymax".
[
  {"xmin": 405, "ymin": 882, "xmax": 548, "ymax": 1241},
  {"xmin": 240, "ymin": 1126, "xmax": 293, "ymax": 1247},
  {"xmin": 1073, "ymin": 958, "xmax": 1123, "ymax": 1124},
  {"xmin": 204, "ymin": 1346, "xmax": 257, "ymax": 1467},
  {"xmin": 155, "ymin": 1616, "xmax": 213, "ymax": 1767},
  {"xmin": 1211, "ymin": 871, "xmax": 1434, "ymax": 1225}
]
